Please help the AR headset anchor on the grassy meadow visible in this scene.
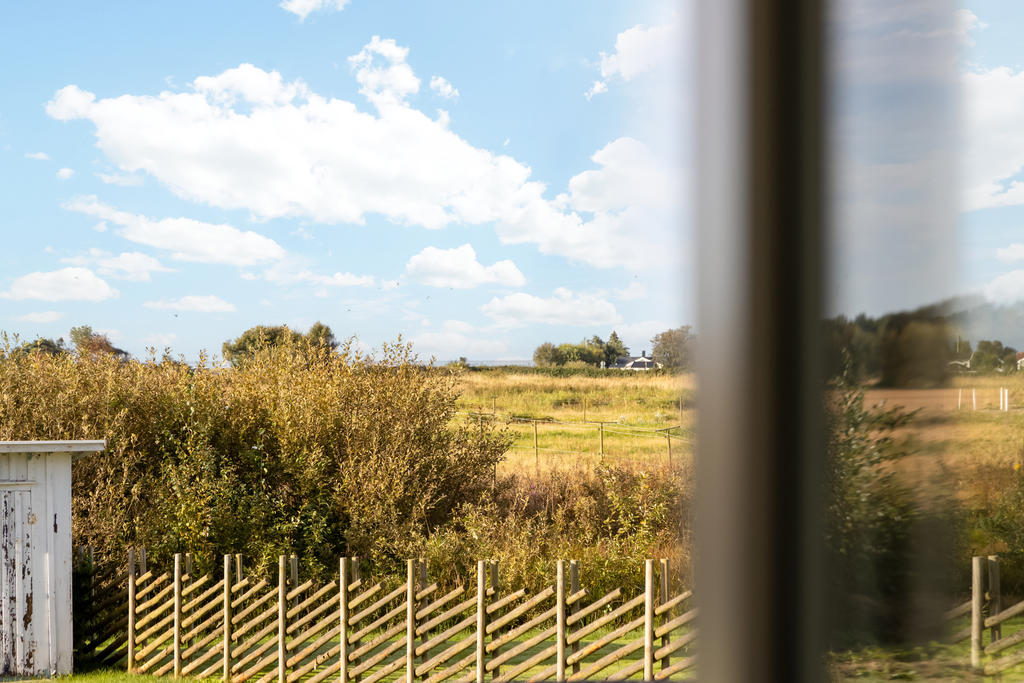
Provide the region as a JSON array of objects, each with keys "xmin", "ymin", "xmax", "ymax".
[{"xmin": 452, "ymin": 369, "xmax": 694, "ymax": 473}]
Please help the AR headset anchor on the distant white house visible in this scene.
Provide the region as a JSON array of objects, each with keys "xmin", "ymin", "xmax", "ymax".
[{"xmin": 612, "ymin": 351, "xmax": 662, "ymax": 371}]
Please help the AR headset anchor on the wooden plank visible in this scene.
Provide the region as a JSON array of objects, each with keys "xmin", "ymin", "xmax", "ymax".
[
  {"xmin": 287, "ymin": 643, "xmax": 340, "ymax": 682},
  {"xmin": 417, "ymin": 586, "xmax": 466, "ymax": 621},
  {"xmin": 417, "ymin": 596, "xmax": 477, "ymax": 636},
  {"xmin": 655, "ymin": 607, "xmax": 697, "ymax": 638},
  {"xmin": 182, "ymin": 625, "xmax": 223, "ymax": 659},
  {"xmin": 485, "ymin": 588, "xmax": 526, "ymax": 616},
  {"xmin": 659, "ymin": 559, "xmax": 670, "ymax": 672},
  {"xmin": 288, "ymin": 610, "xmax": 339, "ymax": 651},
  {"xmin": 182, "ymin": 578, "xmax": 223, "ymax": 615},
  {"xmin": 232, "ymin": 579, "xmax": 270, "ymax": 609},
  {"xmin": 653, "ymin": 629, "xmax": 697, "ymax": 660},
  {"xmin": 557, "ymin": 560, "xmax": 566, "ymax": 682},
  {"xmin": 492, "ymin": 644, "xmax": 556, "ymax": 683},
  {"xmin": 943, "ymin": 600, "xmax": 971, "ymax": 622},
  {"xmin": 288, "ymin": 589, "xmax": 339, "ymax": 634},
  {"xmin": 182, "ymin": 581, "xmax": 226, "ymax": 627},
  {"xmin": 286, "ymin": 581, "xmax": 336, "ymax": 620},
  {"xmin": 349, "ymin": 600, "xmax": 408, "ymax": 643},
  {"xmin": 566, "ymin": 594, "xmax": 644, "ymax": 645},
  {"xmin": 566, "ymin": 615, "xmax": 644, "ymax": 666},
  {"xmin": 181, "ymin": 639, "xmax": 222, "ymax": 674},
  {"xmin": 233, "ymin": 586, "xmax": 279, "ymax": 625},
  {"xmin": 233, "ymin": 604, "xmax": 278, "ymax": 641},
  {"xmin": 350, "ymin": 584, "xmax": 406, "ymax": 625},
  {"xmin": 350, "ymin": 640, "xmax": 405, "ymax": 678},
  {"xmin": 569, "ymin": 561, "xmax": 579, "ymax": 677},
  {"xmin": 348, "ymin": 582, "xmax": 382, "ymax": 611},
  {"xmin": 489, "ymin": 562, "xmax": 500, "ymax": 680},
  {"xmin": 182, "ymin": 573, "xmax": 210, "ymax": 597},
  {"xmin": 232, "ymin": 577, "xmax": 252, "ymax": 594},
  {"xmin": 408, "ymin": 559, "xmax": 417, "ymax": 683},
  {"xmin": 350, "ymin": 621, "xmax": 405, "ymax": 661},
  {"xmin": 972, "ymin": 556, "xmax": 983, "ymax": 670},
  {"xmin": 569, "ymin": 636, "xmax": 643, "ymax": 681},
  {"xmin": 653, "ymin": 655, "xmax": 697, "ymax": 680},
  {"xmin": 308, "ymin": 658, "xmax": 342, "ymax": 683},
  {"xmin": 423, "ymin": 651, "xmax": 475, "ymax": 683},
  {"xmin": 985, "ymin": 625, "xmax": 1024, "ymax": 654},
  {"xmin": 136, "ymin": 580, "xmax": 175, "ymax": 613},
  {"xmin": 566, "ymin": 589, "xmax": 622, "ymax": 627},
  {"xmin": 182, "ymin": 605, "xmax": 223, "ymax": 642},
  {"xmin": 986, "ymin": 647, "xmax": 1024, "ymax": 675},
  {"xmin": 416, "ymin": 634, "xmax": 476, "ymax": 677},
  {"xmin": 416, "ymin": 613, "xmax": 476, "ymax": 657},
  {"xmin": 487, "ymin": 626, "xmax": 555, "ymax": 671},
  {"xmin": 985, "ymin": 597, "xmax": 1024, "ymax": 628},
  {"xmin": 287, "ymin": 623, "xmax": 341, "ymax": 666},
  {"xmin": 135, "ymin": 598, "xmax": 174, "ymax": 632},
  {"xmin": 488, "ymin": 607, "xmax": 556, "ymax": 651},
  {"xmin": 362, "ymin": 653, "xmax": 407, "ymax": 683},
  {"xmin": 232, "ymin": 627, "xmax": 278, "ymax": 672},
  {"xmin": 644, "ymin": 560, "xmax": 655, "ymax": 681},
  {"xmin": 485, "ymin": 587, "xmax": 554, "ymax": 634}
]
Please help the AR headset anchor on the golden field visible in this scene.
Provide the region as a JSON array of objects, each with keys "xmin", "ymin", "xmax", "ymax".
[{"xmin": 452, "ymin": 370, "xmax": 694, "ymax": 473}]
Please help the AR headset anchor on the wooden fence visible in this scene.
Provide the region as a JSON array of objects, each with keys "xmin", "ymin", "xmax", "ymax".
[
  {"xmin": 76, "ymin": 551, "xmax": 696, "ymax": 681},
  {"xmin": 948, "ymin": 555, "xmax": 1024, "ymax": 675}
]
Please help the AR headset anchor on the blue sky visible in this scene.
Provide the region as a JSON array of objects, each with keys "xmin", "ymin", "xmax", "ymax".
[
  {"xmin": 0, "ymin": 1, "xmax": 685, "ymax": 361},
  {"xmin": 4, "ymin": 1, "xmax": 1024, "ymax": 362}
]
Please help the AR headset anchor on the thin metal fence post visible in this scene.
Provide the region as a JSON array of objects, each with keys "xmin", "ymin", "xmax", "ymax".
[
  {"xmin": 224, "ymin": 554, "xmax": 233, "ymax": 682},
  {"xmin": 340, "ymin": 557, "xmax": 351, "ymax": 683},
  {"xmin": 128, "ymin": 549, "xmax": 137, "ymax": 673},
  {"xmin": 174, "ymin": 553, "xmax": 183, "ymax": 678},
  {"xmin": 972, "ymin": 556, "xmax": 984, "ymax": 671},
  {"xmin": 644, "ymin": 559, "xmax": 655, "ymax": 680},
  {"xmin": 278, "ymin": 555, "xmax": 287, "ymax": 683}
]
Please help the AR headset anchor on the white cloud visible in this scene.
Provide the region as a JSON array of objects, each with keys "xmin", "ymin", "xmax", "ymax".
[
  {"xmin": 411, "ymin": 320, "xmax": 509, "ymax": 359},
  {"xmin": 280, "ymin": 0, "xmax": 349, "ymax": 20},
  {"xmin": 144, "ymin": 295, "xmax": 236, "ymax": 313},
  {"xmin": 63, "ymin": 249, "xmax": 173, "ymax": 282},
  {"xmin": 97, "ymin": 172, "xmax": 144, "ymax": 186},
  {"xmin": 46, "ymin": 48, "xmax": 679, "ymax": 271},
  {"xmin": 963, "ymin": 66, "xmax": 1024, "ymax": 210},
  {"xmin": 429, "ymin": 76, "xmax": 459, "ymax": 99},
  {"xmin": 996, "ymin": 244, "xmax": 1024, "ymax": 263},
  {"xmin": 615, "ymin": 281, "xmax": 647, "ymax": 301},
  {"xmin": 65, "ymin": 196, "xmax": 285, "ymax": 266},
  {"xmin": 14, "ymin": 311, "xmax": 63, "ymax": 323},
  {"xmin": 481, "ymin": 287, "xmax": 620, "ymax": 327},
  {"xmin": 584, "ymin": 80, "xmax": 608, "ymax": 100},
  {"xmin": 349, "ymin": 36, "xmax": 420, "ymax": 108},
  {"xmin": 25, "ymin": 152, "xmax": 48, "ymax": 161},
  {"xmin": 982, "ymin": 270, "xmax": 1024, "ymax": 305},
  {"xmin": 143, "ymin": 333, "xmax": 177, "ymax": 348},
  {"xmin": 0, "ymin": 267, "xmax": 117, "ymax": 302},
  {"xmin": 56, "ymin": 167, "xmax": 75, "ymax": 180},
  {"xmin": 262, "ymin": 261, "xmax": 376, "ymax": 288},
  {"xmin": 405, "ymin": 244, "xmax": 525, "ymax": 289},
  {"xmin": 595, "ymin": 19, "xmax": 682, "ymax": 88}
]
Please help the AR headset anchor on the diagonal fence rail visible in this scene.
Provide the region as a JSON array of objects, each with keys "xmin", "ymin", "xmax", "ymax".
[{"xmin": 83, "ymin": 551, "xmax": 697, "ymax": 681}]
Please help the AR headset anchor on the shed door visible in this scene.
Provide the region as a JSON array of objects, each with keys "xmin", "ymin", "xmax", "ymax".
[{"xmin": 0, "ymin": 489, "xmax": 34, "ymax": 675}]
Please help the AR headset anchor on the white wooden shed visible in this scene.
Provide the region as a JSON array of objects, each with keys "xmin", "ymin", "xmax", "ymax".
[{"xmin": 0, "ymin": 440, "xmax": 105, "ymax": 676}]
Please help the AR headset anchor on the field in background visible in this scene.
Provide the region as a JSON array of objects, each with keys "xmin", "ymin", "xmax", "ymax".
[{"xmin": 453, "ymin": 370, "xmax": 694, "ymax": 473}]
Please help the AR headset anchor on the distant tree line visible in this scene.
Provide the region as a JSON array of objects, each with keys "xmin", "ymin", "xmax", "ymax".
[
  {"xmin": 825, "ymin": 304, "xmax": 1019, "ymax": 387},
  {"xmin": 532, "ymin": 327, "xmax": 694, "ymax": 371}
]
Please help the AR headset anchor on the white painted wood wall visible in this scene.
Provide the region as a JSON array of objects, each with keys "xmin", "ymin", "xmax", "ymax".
[{"xmin": 0, "ymin": 441, "xmax": 104, "ymax": 676}]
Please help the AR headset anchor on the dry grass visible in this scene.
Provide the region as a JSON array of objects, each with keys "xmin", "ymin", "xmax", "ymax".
[{"xmin": 453, "ymin": 371, "xmax": 694, "ymax": 473}]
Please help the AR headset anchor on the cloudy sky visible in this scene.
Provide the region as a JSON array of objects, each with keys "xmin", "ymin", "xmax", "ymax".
[
  {"xmin": 2, "ymin": 1, "xmax": 1023, "ymax": 362},
  {"xmin": 0, "ymin": 1, "xmax": 686, "ymax": 361}
]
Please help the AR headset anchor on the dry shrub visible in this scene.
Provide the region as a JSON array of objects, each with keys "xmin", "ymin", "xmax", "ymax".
[{"xmin": 0, "ymin": 336, "xmax": 508, "ymax": 578}]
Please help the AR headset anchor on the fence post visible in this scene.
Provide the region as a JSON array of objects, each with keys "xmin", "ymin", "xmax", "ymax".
[
  {"xmin": 140, "ymin": 547, "xmax": 148, "ymax": 575},
  {"xmin": 351, "ymin": 557, "xmax": 362, "ymax": 683},
  {"xmin": 556, "ymin": 560, "xmax": 566, "ymax": 682},
  {"xmin": 278, "ymin": 555, "xmax": 287, "ymax": 683},
  {"xmin": 569, "ymin": 560, "xmax": 580, "ymax": 675},
  {"xmin": 235, "ymin": 554, "xmax": 243, "ymax": 582},
  {"xmin": 534, "ymin": 421, "xmax": 539, "ymax": 478},
  {"xmin": 644, "ymin": 559, "xmax": 655, "ymax": 680},
  {"xmin": 476, "ymin": 561, "xmax": 486, "ymax": 683},
  {"xmin": 419, "ymin": 557, "xmax": 428, "ymax": 679},
  {"xmin": 128, "ymin": 548, "xmax": 137, "ymax": 673},
  {"xmin": 599, "ymin": 423, "xmax": 605, "ymax": 460},
  {"xmin": 223, "ymin": 554, "xmax": 233, "ymax": 682},
  {"xmin": 989, "ymin": 555, "xmax": 1002, "ymax": 643},
  {"xmin": 174, "ymin": 553, "xmax": 183, "ymax": 678},
  {"xmin": 340, "ymin": 558, "xmax": 351, "ymax": 683},
  {"xmin": 185, "ymin": 552, "xmax": 193, "ymax": 577},
  {"xmin": 489, "ymin": 561, "xmax": 500, "ymax": 679},
  {"xmin": 407, "ymin": 559, "xmax": 416, "ymax": 683},
  {"xmin": 659, "ymin": 558, "xmax": 670, "ymax": 671},
  {"xmin": 972, "ymin": 555, "xmax": 984, "ymax": 671},
  {"xmin": 290, "ymin": 555, "xmax": 300, "ymax": 610},
  {"xmin": 666, "ymin": 433, "xmax": 673, "ymax": 468}
]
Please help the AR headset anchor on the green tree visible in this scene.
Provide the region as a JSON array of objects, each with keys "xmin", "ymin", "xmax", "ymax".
[
  {"xmin": 533, "ymin": 342, "xmax": 566, "ymax": 367},
  {"xmin": 70, "ymin": 325, "xmax": 128, "ymax": 360},
  {"xmin": 604, "ymin": 331, "xmax": 629, "ymax": 365},
  {"xmin": 650, "ymin": 326, "xmax": 694, "ymax": 370},
  {"xmin": 222, "ymin": 322, "xmax": 337, "ymax": 367}
]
